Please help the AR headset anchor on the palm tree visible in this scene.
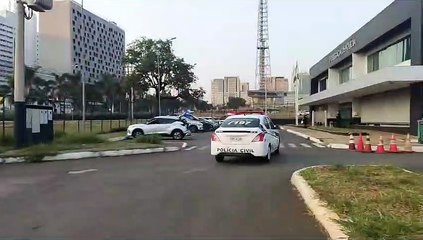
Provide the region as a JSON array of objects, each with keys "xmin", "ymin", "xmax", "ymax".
[
  {"xmin": 98, "ymin": 74, "xmax": 119, "ymax": 113},
  {"xmin": 6, "ymin": 66, "xmax": 41, "ymax": 102}
]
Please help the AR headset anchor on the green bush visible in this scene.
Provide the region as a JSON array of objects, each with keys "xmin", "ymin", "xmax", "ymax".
[
  {"xmin": 55, "ymin": 133, "xmax": 105, "ymax": 145},
  {"xmin": 54, "ymin": 131, "xmax": 67, "ymax": 139},
  {"xmin": 135, "ymin": 134, "xmax": 162, "ymax": 144},
  {"xmin": 23, "ymin": 144, "xmax": 59, "ymax": 163},
  {"xmin": 0, "ymin": 135, "xmax": 14, "ymax": 146},
  {"xmin": 109, "ymin": 127, "xmax": 127, "ymax": 133}
]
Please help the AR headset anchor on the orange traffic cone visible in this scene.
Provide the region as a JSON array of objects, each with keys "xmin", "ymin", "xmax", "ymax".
[
  {"xmin": 404, "ymin": 133, "xmax": 413, "ymax": 153},
  {"xmin": 376, "ymin": 136, "xmax": 385, "ymax": 154},
  {"xmin": 348, "ymin": 134, "xmax": 355, "ymax": 150},
  {"xmin": 389, "ymin": 134, "xmax": 398, "ymax": 153},
  {"xmin": 356, "ymin": 133, "xmax": 364, "ymax": 152},
  {"xmin": 363, "ymin": 135, "xmax": 372, "ymax": 153}
]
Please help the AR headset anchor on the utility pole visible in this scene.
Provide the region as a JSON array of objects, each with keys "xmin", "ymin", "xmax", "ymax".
[
  {"xmin": 157, "ymin": 54, "xmax": 161, "ymax": 116},
  {"xmin": 130, "ymin": 86, "xmax": 134, "ymax": 121},
  {"xmin": 80, "ymin": 0, "xmax": 86, "ymax": 130},
  {"xmin": 14, "ymin": 1, "xmax": 26, "ymax": 148},
  {"xmin": 294, "ymin": 62, "xmax": 300, "ymax": 126}
]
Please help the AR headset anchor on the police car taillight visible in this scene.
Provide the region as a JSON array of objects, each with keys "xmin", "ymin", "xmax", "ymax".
[
  {"xmin": 211, "ymin": 133, "xmax": 220, "ymax": 142},
  {"xmin": 252, "ymin": 132, "xmax": 265, "ymax": 142}
]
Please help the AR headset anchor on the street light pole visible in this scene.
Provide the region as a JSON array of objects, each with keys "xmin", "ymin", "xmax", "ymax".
[
  {"xmin": 80, "ymin": 0, "xmax": 86, "ymax": 131},
  {"xmin": 14, "ymin": 1, "xmax": 26, "ymax": 147},
  {"xmin": 157, "ymin": 54, "xmax": 161, "ymax": 116}
]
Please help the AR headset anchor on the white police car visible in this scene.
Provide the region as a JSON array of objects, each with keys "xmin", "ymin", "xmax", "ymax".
[{"xmin": 211, "ymin": 114, "xmax": 280, "ymax": 162}]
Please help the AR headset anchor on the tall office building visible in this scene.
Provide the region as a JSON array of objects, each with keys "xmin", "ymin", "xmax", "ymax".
[
  {"xmin": 211, "ymin": 77, "xmax": 250, "ymax": 106},
  {"xmin": 38, "ymin": 0, "xmax": 125, "ymax": 82},
  {"xmin": 0, "ymin": 10, "xmax": 15, "ymax": 85},
  {"xmin": 0, "ymin": 8, "xmax": 41, "ymax": 85},
  {"xmin": 266, "ymin": 76, "xmax": 289, "ymax": 92},
  {"xmin": 240, "ymin": 82, "xmax": 251, "ymax": 105},
  {"xmin": 211, "ymin": 78, "xmax": 224, "ymax": 106}
]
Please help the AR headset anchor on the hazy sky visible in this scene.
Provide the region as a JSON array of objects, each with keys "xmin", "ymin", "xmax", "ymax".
[{"xmin": 1, "ymin": 0, "xmax": 395, "ymax": 99}]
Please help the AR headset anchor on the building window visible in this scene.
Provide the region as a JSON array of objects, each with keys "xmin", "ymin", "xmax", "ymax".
[
  {"xmin": 319, "ymin": 78, "xmax": 327, "ymax": 92},
  {"xmin": 367, "ymin": 36, "xmax": 411, "ymax": 73},
  {"xmin": 339, "ymin": 66, "xmax": 352, "ymax": 84}
]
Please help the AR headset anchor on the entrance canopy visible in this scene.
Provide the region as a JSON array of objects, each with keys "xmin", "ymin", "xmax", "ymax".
[{"xmin": 300, "ymin": 66, "xmax": 423, "ymax": 106}]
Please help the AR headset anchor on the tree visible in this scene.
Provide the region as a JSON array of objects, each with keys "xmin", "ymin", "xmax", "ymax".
[
  {"xmin": 125, "ymin": 37, "xmax": 203, "ymax": 114},
  {"xmin": 97, "ymin": 73, "xmax": 119, "ymax": 113},
  {"xmin": 227, "ymin": 97, "xmax": 246, "ymax": 109},
  {"xmin": 52, "ymin": 72, "xmax": 82, "ymax": 112},
  {"xmin": 7, "ymin": 66, "xmax": 41, "ymax": 102}
]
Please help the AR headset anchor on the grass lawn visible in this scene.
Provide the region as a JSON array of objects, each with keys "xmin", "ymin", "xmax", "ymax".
[
  {"xmin": 99, "ymin": 131, "xmax": 127, "ymax": 140},
  {"xmin": 0, "ymin": 133, "xmax": 161, "ymax": 162},
  {"xmin": 301, "ymin": 165, "xmax": 423, "ymax": 240},
  {"xmin": 0, "ymin": 119, "xmax": 146, "ymax": 137}
]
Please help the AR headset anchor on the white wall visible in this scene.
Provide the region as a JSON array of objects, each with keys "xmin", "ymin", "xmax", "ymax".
[
  {"xmin": 352, "ymin": 98, "xmax": 360, "ymax": 117},
  {"xmin": 327, "ymin": 103, "xmax": 339, "ymax": 118},
  {"xmin": 24, "ymin": 13, "xmax": 38, "ymax": 67},
  {"xmin": 360, "ymin": 88, "xmax": 410, "ymax": 124},
  {"xmin": 327, "ymin": 68, "xmax": 339, "ymax": 90},
  {"xmin": 352, "ymin": 53, "xmax": 367, "ymax": 79},
  {"xmin": 38, "ymin": 1, "xmax": 72, "ymax": 74}
]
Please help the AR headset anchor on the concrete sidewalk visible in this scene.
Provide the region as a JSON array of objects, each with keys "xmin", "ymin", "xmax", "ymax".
[{"xmin": 283, "ymin": 125, "xmax": 423, "ymax": 152}]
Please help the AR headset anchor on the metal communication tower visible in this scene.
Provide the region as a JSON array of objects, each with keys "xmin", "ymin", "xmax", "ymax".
[{"xmin": 256, "ymin": 0, "xmax": 271, "ymax": 112}]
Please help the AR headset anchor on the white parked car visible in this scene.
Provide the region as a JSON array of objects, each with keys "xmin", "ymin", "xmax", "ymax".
[
  {"xmin": 127, "ymin": 116, "xmax": 191, "ymax": 140},
  {"xmin": 211, "ymin": 114, "xmax": 280, "ymax": 162}
]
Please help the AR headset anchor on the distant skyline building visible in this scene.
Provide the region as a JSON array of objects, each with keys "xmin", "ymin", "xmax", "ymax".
[
  {"xmin": 38, "ymin": 0, "xmax": 125, "ymax": 82},
  {"xmin": 0, "ymin": 10, "xmax": 15, "ymax": 85},
  {"xmin": 211, "ymin": 77, "xmax": 250, "ymax": 106},
  {"xmin": 265, "ymin": 76, "xmax": 288, "ymax": 92},
  {"xmin": 0, "ymin": 9, "xmax": 38, "ymax": 85}
]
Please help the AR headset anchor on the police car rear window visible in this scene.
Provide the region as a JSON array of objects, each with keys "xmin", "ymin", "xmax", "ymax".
[{"xmin": 221, "ymin": 118, "xmax": 260, "ymax": 128}]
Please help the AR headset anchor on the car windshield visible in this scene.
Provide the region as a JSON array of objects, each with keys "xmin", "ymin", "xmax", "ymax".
[{"xmin": 220, "ymin": 118, "xmax": 260, "ymax": 128}]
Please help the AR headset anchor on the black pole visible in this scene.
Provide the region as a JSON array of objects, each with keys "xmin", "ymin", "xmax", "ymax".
[
  {"xmin": 62, "ymin": 100, "xmax": 66, "ymax": 133},
  {"xmin": 2, "ymin": 97, "xmax": 5, "ymax": 139},
  {"xmin": 14, "ymin": 102, "xmax": 26, "ymax": 148},
  {"xmin": 101, "ymin": 119, "xmax": 103, "ymax": 133}
]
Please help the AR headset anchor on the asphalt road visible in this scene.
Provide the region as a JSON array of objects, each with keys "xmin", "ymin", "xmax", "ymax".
[{"xmin": 0, "ymin": 130, "xmax": 422, "ymax": 239}]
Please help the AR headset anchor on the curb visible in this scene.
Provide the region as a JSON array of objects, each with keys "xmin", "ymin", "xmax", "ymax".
[
  {"xmin": 280, "ymin": 127, "xmax": 325, "ymax": 145},
  {"xmin": 282, "ymin": 127, "xmax": 423, "ymax": 153},
  {"xmin": 291, "ymin": 166, "xmax": 349, "ymax": 240},
  {"xmin": 327, "ymin": 143, "xmax": 349, "ymax": 150},
  {"xmin": 0, "ymin": 146, "xmax": 182, "ymax": 164}
]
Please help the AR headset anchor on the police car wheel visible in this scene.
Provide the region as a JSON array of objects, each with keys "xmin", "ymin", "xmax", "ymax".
[
  {"xmin": 262, "ymin": 146, "xmax": 271, "ymax": 162},
  {"xmin": 275, "ymin": 141, "xmax": 280, "ymax": 155},
  {"xmin": 215, "ymin": 155, "xmax": 224, "ymax": 163}
]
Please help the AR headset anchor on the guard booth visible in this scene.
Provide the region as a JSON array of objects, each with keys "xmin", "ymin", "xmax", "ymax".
[{"xmin": 26, "ymin": 105, "xmax": 54, "ymax": 145}]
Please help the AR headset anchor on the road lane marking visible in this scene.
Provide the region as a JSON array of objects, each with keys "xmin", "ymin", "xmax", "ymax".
[
  {"xmin": 185, "ymin": 146, "xmax": 197, "ymax": 151},
  {"xmin": 68, "ymin": 169, "xmax": 98, "ymax": 175},
  {"xmin": 183, "ymin": 168, "xmax": 209, "ymax": 174},
  {"xmin": 288, "ymin": 143, "xmax": 297, "ymax": 148},
  {"xmin": 300, "ymin": 143, "xmax": 312, "ymax": 148},
  {"xmin": 280, "ymin": 143, "xmax": 285, "ymax": 148},
  {"xmin": 198, "ymin": 146, "xmax": 208, "ymax": 151},
  {"xmin": 312, "ymin": 143, "xmax": 325, "ymax": 148}
]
